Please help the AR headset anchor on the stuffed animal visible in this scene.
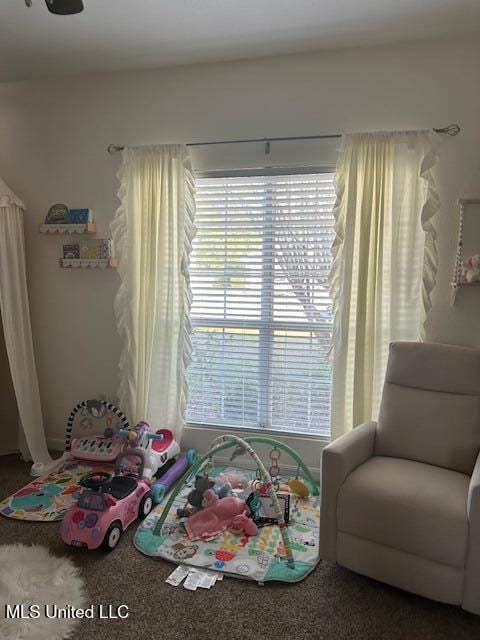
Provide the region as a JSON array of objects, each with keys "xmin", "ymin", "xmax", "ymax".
[
  {"xmin": 214, "ymin": 482, "xmax": 233, "ymax": 499},
  {"xmin": 176, "ymin": 475, "xmax": 234, "ymax": 518},
  {"xmin": 462, "ymin": 255, "xmax": 480, "ymax": 283},
  {"xmin": 188, "ymin": 475, "xmax": 215, "ymax": 508}
]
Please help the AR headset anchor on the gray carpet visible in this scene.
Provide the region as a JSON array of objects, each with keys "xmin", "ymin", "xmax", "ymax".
[{"xmin": 1, "ymin": 453, "xmax": 480, "ymax": 640}]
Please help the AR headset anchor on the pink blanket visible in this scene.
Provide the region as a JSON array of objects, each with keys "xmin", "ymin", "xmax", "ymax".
[{"xmin": 184, "ymin": 491, "xmax": 258, "ymax": 541}]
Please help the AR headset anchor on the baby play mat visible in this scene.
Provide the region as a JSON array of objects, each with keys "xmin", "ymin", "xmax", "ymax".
[
  {"xmin": 0, "ymin": 459, "xmax": 114, "ymax": 522},
  {"xmin": 135, "ymin": 466, "xmax": 321, "ymax": 583}
]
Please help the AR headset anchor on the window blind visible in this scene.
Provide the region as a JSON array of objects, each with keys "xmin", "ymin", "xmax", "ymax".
[{"xmin": 187, "ymin": 172, "xmax": 336, "ymax": 437}]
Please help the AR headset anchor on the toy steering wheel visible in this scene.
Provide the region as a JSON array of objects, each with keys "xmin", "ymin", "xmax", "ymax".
[{"xmin": 79, "ymin": 471, "xmax": 112, "ymax": 491}]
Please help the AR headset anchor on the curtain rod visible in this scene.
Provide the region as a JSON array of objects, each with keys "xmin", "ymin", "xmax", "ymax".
[{"xmin": 106, "ymin": 123, "xmax": 461, "ymax": 154}]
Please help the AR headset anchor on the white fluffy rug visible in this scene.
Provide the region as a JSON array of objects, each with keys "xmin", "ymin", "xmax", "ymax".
[{"xmin": 0, "ymin": 544, "xmax": 85, "ymax": 640}]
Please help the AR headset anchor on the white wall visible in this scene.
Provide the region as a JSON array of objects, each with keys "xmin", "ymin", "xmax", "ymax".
[{"xmin": 0, "ymin": 35, "xmax": 479, "ymax": 471}]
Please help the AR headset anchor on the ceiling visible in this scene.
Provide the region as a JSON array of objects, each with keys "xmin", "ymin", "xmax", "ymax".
[{"xmin": 2, "ymin": 0, "xmax": 480, "ymax": 82}]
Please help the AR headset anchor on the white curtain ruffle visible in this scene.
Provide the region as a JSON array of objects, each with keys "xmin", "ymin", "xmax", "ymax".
[
  {"xmin": 111, "ymin": 144, "xmax": 196, "ymax": 439},
  {"xmin": 329, "ymin": 131, "xmax": 440, "ymax": 439}
]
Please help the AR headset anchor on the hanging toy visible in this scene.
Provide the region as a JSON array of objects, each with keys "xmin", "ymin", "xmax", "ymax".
[
  {"xmin": 287, "ymin": 463, "xmax": 310, "ymax": 497},
  {"xmin": 288, "ymin": 478, "xmax": 310, "ymax": 498},
  {"xmin": 268, "ymin": 447, "xmax": 281, "ymax": 491}
]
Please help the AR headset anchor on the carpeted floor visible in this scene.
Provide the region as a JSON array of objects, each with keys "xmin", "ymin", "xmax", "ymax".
[{"xmin": 1, "ymin": 454, "xmax": 480, "ymax": 640}]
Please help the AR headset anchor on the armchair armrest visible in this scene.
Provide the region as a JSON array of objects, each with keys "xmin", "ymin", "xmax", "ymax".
[
  {"xmin": 462, "ymin": 451, "xmax": 480, "ymax": 614},
  {"xmin": 319, "ymin": 421, "xmax": 376, "ymax": 562}
]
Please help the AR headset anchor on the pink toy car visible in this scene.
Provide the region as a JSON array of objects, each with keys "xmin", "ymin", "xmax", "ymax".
[{"xmin": 60, "ymin": 451, "xmax": 153, "ymax": 551}]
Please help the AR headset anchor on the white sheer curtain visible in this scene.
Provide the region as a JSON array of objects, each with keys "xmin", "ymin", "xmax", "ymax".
[
  {"xmin": 111, "ymin": 145, "xmax": 196, "ymax": 440},
  {"xmin": 330, "ymin": 131, "xmax": 439, "ymax": 439},
  {"xmin": 0, "ymin": 178, "xmax": 54, "ymax": 474}
]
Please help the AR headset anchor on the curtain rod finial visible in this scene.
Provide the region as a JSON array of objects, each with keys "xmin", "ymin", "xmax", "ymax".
[
  {"xmin": 108, "ymin": 144, "xmax": 124, "ymax": 153},
  {"xmin": 433, "ymin": 123, "xmax": 461, "ymax": 136}
]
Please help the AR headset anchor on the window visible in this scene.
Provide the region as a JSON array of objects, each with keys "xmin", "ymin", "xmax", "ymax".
[{"xmin": 187, "ymin": 172, "xmax": 336, "ymax": 437}]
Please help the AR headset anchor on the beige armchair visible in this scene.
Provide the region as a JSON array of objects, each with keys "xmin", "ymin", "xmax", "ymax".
[{"xmin": 320, "ymin": 341, "xmax": 480, "ymax": 614}]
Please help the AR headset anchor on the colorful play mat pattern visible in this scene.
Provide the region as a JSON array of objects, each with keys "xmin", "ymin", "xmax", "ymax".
[
  {"xmin": 135, "ymin": 466, "xmax": 320, "ymax": 583},
  {"xmin": 0, "ymin": 459, "xmax": 114, "ymax": 522}
]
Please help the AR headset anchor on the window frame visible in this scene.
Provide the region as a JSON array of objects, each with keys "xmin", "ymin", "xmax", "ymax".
[{"xmin": 187, "ymin": 165, "xmax": 336, "ymax": 440}]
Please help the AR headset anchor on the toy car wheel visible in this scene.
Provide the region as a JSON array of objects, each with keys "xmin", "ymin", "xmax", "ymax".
[
  {"xmin": 102, "ymin": 521, "xmax": 122, "ymax": 552},
  {"xmin": 139, "ymin": 492, "xmax": 153, "ymax": 519}
]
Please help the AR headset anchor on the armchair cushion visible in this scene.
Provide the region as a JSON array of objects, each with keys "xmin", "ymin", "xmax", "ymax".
[
  {"xmin": 337, "ymin": 456, "xmax": 470, "ymax": 568},
  {"xmin": 375, "ymin": 342, "xmax": 480, "ymax": 474}
]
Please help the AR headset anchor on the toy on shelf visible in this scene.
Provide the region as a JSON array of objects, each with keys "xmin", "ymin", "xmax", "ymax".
[
  {"xmin": 68, "ymin": 209, "xmax": 91, "ymax": 224},
  {"xmin": 462, "ymin": 255, "xmax": 480, "ymax": 283},
  {"xmin": 183, "ymin": 489, "xmax": 258, "ymax": 542},
  {"xmin": 450, "ymin": 199, "xmax": 480, "ymax": 304},
  {"xmin": 60, "ymin": 451, "xmax": 152, "ymax": 551},
  {"xmin": 60, "ymin": 238, "xmax": 115, "ymax": 268},
  {"xmin": 41, "ymin": 205, "xmax": 95, "ymax": 234},
  {"xmin": 79, "ymin": 239, "xmax": 112, "ymax": 260},
  {"xmin": 63, "ymin": 243, "xmax": 81, "ymax": 259},
  {"xmin": 44, "ymin": 204, "xmax": 92, "ymax": 226},
  {"xmin": 62, "ymin": 239, "xmax": 112, "ymax": 260},
  {"xmin": 151, "ymin": 449, "xmax": 197, "ymax": 505},
  {"xmin": 45, "ymin": 203, "xmax": 69, "ymax": 224},
  {"xmin": 118, "ymin": 422, "xmax": 180, "ymax": 481}
]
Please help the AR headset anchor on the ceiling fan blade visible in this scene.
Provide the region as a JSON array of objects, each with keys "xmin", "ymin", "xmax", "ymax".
[{"xmin": 45, "ymin": 0, "xmax": 84, "ymax": 14}]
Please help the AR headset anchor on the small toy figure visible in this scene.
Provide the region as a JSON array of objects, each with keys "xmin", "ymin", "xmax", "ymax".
[
  {"xmin": 190, "ymin": 475, "xmax": 216, "ymax": 508},
  {"xmin": 45, "ymin": 203, "xmax": 69, "ymax": 224},
  {"xmin": 176, "ymin": 474, "xmax": 215, "ymax": 517},
  {"xmin": 63, "ymin": 243, "xmax": 80, "ymax": 259},
  {"xmin": 86, "ymin": 400, "xmax": 107, "ymax": 419},
  {"xmin": 462, "ymin": 254, "xmax": 480, "ymax": 283}
]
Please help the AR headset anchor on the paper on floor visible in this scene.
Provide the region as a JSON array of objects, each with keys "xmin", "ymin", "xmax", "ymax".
[
  {"xmin": 165, "ymin": 564, "xmax": 223, "ymax": 590},
  {"xmin": 165, "ymin": 565, "xmax": 190, "ymax": 586}
]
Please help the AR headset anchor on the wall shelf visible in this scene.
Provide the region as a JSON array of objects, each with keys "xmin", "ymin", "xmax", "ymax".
[
  {"xmin": 40, "ymin": 223, "xmax": 97, "ymax": 234},
  {"xmin": 59, "ymin": 258, "xmax": 118, "ymax": 269}
]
